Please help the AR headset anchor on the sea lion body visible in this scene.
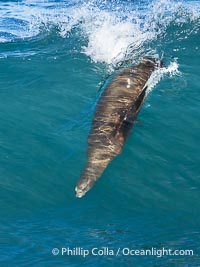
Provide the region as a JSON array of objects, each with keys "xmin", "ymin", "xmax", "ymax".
[{"xmin": 76, "ymin": 58, "xmax": 159, "ymax": 198}]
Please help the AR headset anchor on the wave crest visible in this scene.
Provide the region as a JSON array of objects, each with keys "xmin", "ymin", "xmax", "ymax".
[{"xmin": 0, "ymin": 0, "xmax": 199, "ymax": 64}]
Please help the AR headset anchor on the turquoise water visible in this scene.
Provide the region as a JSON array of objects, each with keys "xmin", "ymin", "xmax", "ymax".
[{"xmin": 0, "ymin": 0, "xmax": 200, "ymax": 266}]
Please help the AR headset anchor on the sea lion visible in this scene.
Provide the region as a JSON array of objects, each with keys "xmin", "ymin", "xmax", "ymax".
[{"xmin": 75, "ymin": 58, "xmax": 160, "ymax": 198}]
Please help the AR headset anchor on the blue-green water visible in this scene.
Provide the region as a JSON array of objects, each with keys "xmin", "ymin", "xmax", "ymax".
[{"xmin": 0, "ymin": 0, "xmax": 200, "ymax": 266}]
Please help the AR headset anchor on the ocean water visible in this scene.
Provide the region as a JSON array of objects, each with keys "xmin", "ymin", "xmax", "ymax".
[{"xmin": 0, "ymin": 0, "xmax": 200, "ymax": 266}]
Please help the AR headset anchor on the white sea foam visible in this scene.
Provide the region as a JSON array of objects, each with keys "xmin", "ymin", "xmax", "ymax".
[
  {"xmin": 74, "ymin": 0, "xmax": 200, "ymax": 64},
  {"xmin": 0, "ymin": 0, "xmax": 199, "ymax": 65},
  {"xmin": 145, "ymin": 59, "xmax": 181, "ymax": 97}
]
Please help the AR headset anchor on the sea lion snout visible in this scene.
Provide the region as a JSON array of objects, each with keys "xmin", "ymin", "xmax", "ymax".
[{"xmin": 75, "ymin": 180, "xmax": 94, "ymax": 198}]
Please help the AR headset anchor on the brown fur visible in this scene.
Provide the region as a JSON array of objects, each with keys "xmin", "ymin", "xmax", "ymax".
[{"xmin": 75, "ymin": 58, "xmax": 158, "ymax": 198}]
